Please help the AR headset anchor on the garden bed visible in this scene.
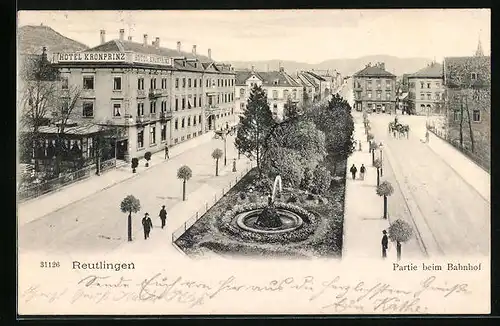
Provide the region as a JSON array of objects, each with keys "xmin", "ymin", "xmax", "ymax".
[{"xmin": 175, "ymin": 160, "xmax": 347, "ymax": 259}]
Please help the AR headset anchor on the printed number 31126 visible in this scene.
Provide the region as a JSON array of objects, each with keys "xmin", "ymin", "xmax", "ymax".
[{"xmin": 40, "ymin": 261, "xmax": 60, "ymax": 268}]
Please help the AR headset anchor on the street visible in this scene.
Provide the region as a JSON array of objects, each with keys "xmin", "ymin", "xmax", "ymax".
[
  {"xmin": 18, "ymin": 134, "xmax": 244, "ymax": 255},
  {"xmin": 367, "ymin": 113, "xmax": 490, "ymax": 257}
]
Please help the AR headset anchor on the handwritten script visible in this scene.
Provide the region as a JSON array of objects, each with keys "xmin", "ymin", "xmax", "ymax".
[{"xmin": 20, "ymin": 273, "xmax": 471, "ymax": 314}]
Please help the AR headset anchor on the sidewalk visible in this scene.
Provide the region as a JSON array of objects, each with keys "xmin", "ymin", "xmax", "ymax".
[
  {"xmin": 343, "ymin": 113, "xmax": 424, "ymax": 261},
  {"xmin": 427, "ymin": 132, "xmax": 490, "ymax": 203},
  {"xmin": 108, "ymin": 157, "xmax": 253, "ymax": 258},
  {"xmin": 18, "ymin": 132, "xmax": 214, "ymax": 226}
]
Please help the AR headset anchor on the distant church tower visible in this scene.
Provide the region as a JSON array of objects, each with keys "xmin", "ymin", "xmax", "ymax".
[{"xmin": 475, "ymin": 36, "xmax": 484, "ymax": 56}]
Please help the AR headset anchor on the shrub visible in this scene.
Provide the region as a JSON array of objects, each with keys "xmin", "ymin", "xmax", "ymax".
[
  {"xmin": 131, "ymin": 158, "xmax": 139, "ymax": 172},
  {"xmin": 239, "ymin": 192, "xmax": 247, "ymax": 200},
  {"xmin": 144, "ymin": 152, "xmax": 152, "ymax": 167},
  {"xmin": 312, "ymin": 165, "xmax": 332, "ymax": 195}
]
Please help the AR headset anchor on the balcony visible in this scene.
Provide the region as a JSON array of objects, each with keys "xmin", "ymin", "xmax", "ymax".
[
  {"xmin": 136, "ymin": 115, "xmax": 151, "ymax": 124},
  {"xmin": 148, "ymin": 89, "xmax": 162, "ymax": 99},
  {"xmin": 160, "ymin": 111, "xmax": 173, "ymax": 121}
]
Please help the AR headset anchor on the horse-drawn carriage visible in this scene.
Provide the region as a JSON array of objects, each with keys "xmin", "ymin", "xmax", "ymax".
[{"xmin": 388, "ymin": 118, "xmax": 410, "ymax": 139}]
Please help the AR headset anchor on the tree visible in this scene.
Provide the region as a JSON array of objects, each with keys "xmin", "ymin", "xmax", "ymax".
[
  {"xmin": 283, "ymin": 99, "xmax": 301, "ymax": 120},
  {"xmin": 144, "ymin": 152, "xmax": 152, "ymax": 167},
  {"xmin": 373, "ymin": 158, "xmax": 382, "ymax": 186},
  {"xmin": 312, "ymin": 164, "xmax": 332, "ymax": 195},
  {"xmin": 177, "ymin": 165, "xmax": 192, "ymax": 201},
  {"xmin": 307, "ymin": 94, "xmax": 355, "ymax": 175},
  {"xmin": 388, "ymin": 219, "xmax": 414, "ymax": 261},
  {"xmin": 211, "ymin": 148, "xmax": 223, "ymax": 176},
  {"xmin": 235, "ymin": 85, "xmax": 275, "ymax": 177},
  {"xmin": 376, "ymin": 180, "xmax": 394, "ymax": 219},
  {"xmin": 120, "ymin": 195, "xmax": 141, "ymax": 242},
  {"xmin": 262, "ymin": 118, "xmax": 326, "ymax": 187},
  {"xmin": 370, "ymin": 141, "xmax": 379, "ymax": 165},
  {"xmin": 19, "ymin": 50, "xmax": 59, "ymax": 172}
]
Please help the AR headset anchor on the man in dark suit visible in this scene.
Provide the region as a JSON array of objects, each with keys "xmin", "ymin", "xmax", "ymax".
[
  {"xmin": 142, "ymin": 213, "xmax": 153, "ymax": 240},
  {"xmin": 382, "ymin": 230, "xmax": 389, "ymax": 258},
  {"xmin": 158, "ymin": 205, "xmax": 167, "ymax": 229}
]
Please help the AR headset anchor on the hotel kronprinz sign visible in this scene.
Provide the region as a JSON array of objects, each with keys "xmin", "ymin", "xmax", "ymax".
[{"xmin": 53, "ymin": 52, "xmax": 173, "ymax": 66}]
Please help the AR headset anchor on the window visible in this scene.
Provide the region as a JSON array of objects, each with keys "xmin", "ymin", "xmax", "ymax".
[
  {"xmin": 376, "ymin": 91, "xmax": 381, "ymax": 99},
  {"xmin": 376, "ymin": 80, "xmax": 381, "ymax": 88},
  {"xmin": 410, "ymin": 82, "xmax": 415, "ymax": 88},
  {"xmin": 83, "ymin": 76, "xmax": 94, "ymax": 90},
  {"xmin": 473, "ymin": 109, "xmax": 481, "ymax": 122},
  {"xmin": 368, "ymin": 103, "xmax": 373, "ymax": 110},
  {"xmin": 199, "ymin": 79, "xmax": 202, "ymax": 88},
  {"xmin": 188, "ymin": 78, "xmax": 192, "ymax": 88},
  {"xmin": 272, "ymin": 90, "xmax": 278, "ymax": 99},
  {"xmin": 420, "ymin": 93, "xmax": 425, "ymax": 100},
  {"xmin": 162, "ymin": 78, "xmax": 167, "ymax": 89},
  {"xmin": 193, "ymin": 116, "xmax": 197, "ymax": 126},
  {"xmin": 113, "ymin": 77, "xmax": 122, "ymax": 90},
  {"xmin": 175, "ymin": 119, "xmax": 178, "ymax": 130},
  {"xmin": 240, "ymin": 88, "xmax": 245, "ymax": 97},
  {"xmin": 453, "ymin": 110, "xmax": 461, "ymax": 121},
  {"xmin": 284, "ymin": 90, "xmax": 289, "ymax": 99},
  {"xmin": 217, "ymin": 79, "xmax": 220, "ymax": 87},
  {"xmin": 199, "ymin": 115, "xmax": 202, "ymax": 124},
  {"xmin": 194, "ymin": 96, "xmax": 197, "ymax": 108},
  {"xmin": 367, "ymin": 80, "xmax": 372, "ymax": 90},
  {"xmin": 435, "ymin": 92, "xmax": 440, "ymax": 100},
  {"xmin": 367, "ymin": 92, "xmax": 372, "ymax": 99},
  {"xmin": 199, "ymin": 97, "xmax": 201, "ymax": 107},
  {"xmin": 137, "ymin": 130, "xmax": 144, "ymax": 148},
  {"xmin": 427, "ymin": 93, "xmax": 431, "ymax": 100},
  {"xmin": 421, "ymin": 104, "xmax": 426, "ymax": 111},
  {"xmin": 386, "ymin": 80, "xmax": 391, "ymax": 88},
  {"xmin": 61, "ymin": 77, "xmax": 68, "ymax": 89},
  {"xmin": 137, "ymin": 103, "xmax": 144, "ymax": 116},
  {"xmin": 138, "ymin": 77, "xmax": 144, "ymax": 90},
  {"xmin": 82, "ymin": 102, "xmax": 93, "ymax": 117},
  {"xmin": 181, "ymin": 118, "xmax": 185, "ymax": 128},
  {"xmin": 182, "ymin": 78, "xmax": 186, "ymax": 88},
  {"xmin": 188, "ymin": 116, "xmax": 191, "ymax": 126},
  {"xmin": 420, "ymin": 82, "xmax": 424, "ymax": 88},
  {"xmin": 150, "ymin": 125, "xmax": 156, "ymax": 145},
  {"xmin": 206, "ymin": 79, "xmax": 209, "ymax": 87},
  {"xmin": 194, "ymin": 79, "xmax": 197, "ymax": 88},
  {"xmin": 161, "ymin": 124, "xmax": 167, "ymax": 141},
  {"xmin": 150, "ymin": 101, "xmax": 156, "ymax": 114},
  {"xmin": 386, "ymin": 92, "xmax": 391, "ymax": 100},
  {"xmin": 182, "ymin": 97, "xmax": 185, "ymax": 109},
  {"xmin": 113, "ymin": 103, "xmax": 121, "ymax": 117},
  {"xmin": 471, "ymin": 73, "xmax": 477, "ymax": 80},
  {"xmin": 356, "ymin": 91, "xmax": 361, "ymax": 100},
  {"xmin": 436, "ymin": 82, "xmax": 441, "ymax": 88},
  {"xmin": 175, "ymin": 78, "xmax": 179, "ymax": 88},
  {"xmin": 427, "ymin": 83, "xmax": 431, "ymax": 89}
]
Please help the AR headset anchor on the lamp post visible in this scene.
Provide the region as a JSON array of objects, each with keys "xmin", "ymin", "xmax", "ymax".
[
  {"xmin": 379, "ymin": 143, "xmax": 384, "ymax": 176},
  {"xmin": 214, "ymin": 127, "xmax": 236, "ymax": 167}
]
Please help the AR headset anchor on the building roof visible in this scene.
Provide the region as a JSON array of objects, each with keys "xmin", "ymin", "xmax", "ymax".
[
  {"xmin": 444, "ymin": 56, "xmax": 491, "ymax": 88},
  {"xmin": 86, "ymin": 39, "xmax": 211, "ymax": 62},
  {"xmin": 36, "ymin": 123, "xmax": 102, "ymax": 135},
  {"xmin": 235, "ymin": 70, "xmax": 301, "ymax": 87},
  {"xmin": 354, "ymin": 65, "xmax": 396, "ymax": 77},
  {"xmin": 297, "ymin": 72, "xmax": 319, "ymax": 87},
  {"xmin": 295, "ymin": 73, "xmax": 315, "ymax": 88},
  {"xmin": 304, "ymin": 71, "xmax": 326, "ymax": 81},
  {"xmin": 408, "ymin": 62, "xmax": 443, "ymax": 78}
]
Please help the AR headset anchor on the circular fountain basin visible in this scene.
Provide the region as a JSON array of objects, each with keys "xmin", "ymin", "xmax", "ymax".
[{"xmin": 236, "ymin": 209, "xmax": 303, "ymax": 234}]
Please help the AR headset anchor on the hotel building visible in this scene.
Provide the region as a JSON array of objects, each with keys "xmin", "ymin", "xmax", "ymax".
[
  {"xmin": 352, "ymin": 62, "xmax": 396, "ymax": 113},
  {"xmin": 51, "ymin": 29, "xmax": 236, "ymax": 162}
]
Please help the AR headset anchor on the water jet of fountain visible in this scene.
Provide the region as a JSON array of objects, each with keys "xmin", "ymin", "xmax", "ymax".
[{"xmin": 271, "ymin": 175, "xmax": 283, "ymax": 203}]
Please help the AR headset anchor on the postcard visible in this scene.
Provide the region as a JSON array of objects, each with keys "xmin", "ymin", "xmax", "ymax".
[{"xmin": 17, "ymin": 9, "xmax": 491, "ymax": 315}]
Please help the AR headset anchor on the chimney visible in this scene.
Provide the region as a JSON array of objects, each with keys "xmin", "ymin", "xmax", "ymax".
[
  {"xmin": 192, "ymin": 45, "xmax": 197, "ymax": 56},
  {"xmin": 208, "ymin": 48, "xmax": 212, "ymax": 60},
  {"xmin": 177, "ymin": 41, "xmax": 181, "ymax": 53},
  {"xmin": 379, "ymin": 62, "xmax": 385, "ymax": 70},
  {"xmin": 100, "ymin": 30, "xmax": 106, "ymax": 44},
  {"xmin": 155, "ymin": 37, "xmax": 160, "ymax": 49},
  {"xmin": 279, "ymin": 66, "xmax": 284, "ymax": 72},
  {"xmin": 251, "ymin": 65, "xmax": 255, "ymax": 72},
  {"xmin": 119, "ymin": 29, "xmax": 125, "ymax": 41},
  {"xmin": 127, "ymin": 36, "xmax": 132, "ymax": 41},
  {"xmin": 143, "ymin": 34, "xmax": 148, "ymax": 46}
]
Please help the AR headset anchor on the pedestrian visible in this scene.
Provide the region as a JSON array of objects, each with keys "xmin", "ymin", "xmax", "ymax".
[
  {"xmin": 164, "ymin": 145, "xmax": 170, "ymax": 159},
  {"xmin": 360, "ymin": 164, "xmax": 366, "ymax": 180},
  {"xmin": 158, "ymin": 205, "xmax": 167, "ymax": 229},
  {"xmin": 349, "ymin": 164, "xmax": 357, "ymax": 180},
  {"xmin": 425, "ymin": 130, "xmax": 429, "ymax": 143},
  {"xmin": 142, "ymin": 213, "xmax": 153, "ymax": 240},
  {"xmin": 382, "ymin": 230, "xmax": 389, "ymax": 258},
  {"xmin": 358, "ymin": 140, "xmax": 362, "ymax": 151}
]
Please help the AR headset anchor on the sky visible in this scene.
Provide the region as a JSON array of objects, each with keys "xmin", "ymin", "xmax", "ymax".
[{"xmin": 18, "ymin": 9, "xmax": 490, "ymax": 63}]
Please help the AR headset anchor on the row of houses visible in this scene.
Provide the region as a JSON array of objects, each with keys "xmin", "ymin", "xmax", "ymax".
[
  {"xmin": 19, "ymin": 28, "xmax": 344, "ymax": 171},
  {"xmin": 352, "ymin": 39, "xmax": 490, "ymax": 170}
]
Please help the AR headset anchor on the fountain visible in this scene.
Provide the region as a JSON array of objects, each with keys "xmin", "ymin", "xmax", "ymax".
[{"xmin": 236, "ymin": 175, "xmax": 304, "ymax": 234}]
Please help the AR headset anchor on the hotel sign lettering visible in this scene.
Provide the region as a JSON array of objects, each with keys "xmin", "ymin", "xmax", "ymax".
[
  {"xmin": 55, "ymin": 52, "xmax": 126, "ymax": 62},
  {"xmin": 132, "ymin": 53, "xmax": 172, "ymax": 66}
]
